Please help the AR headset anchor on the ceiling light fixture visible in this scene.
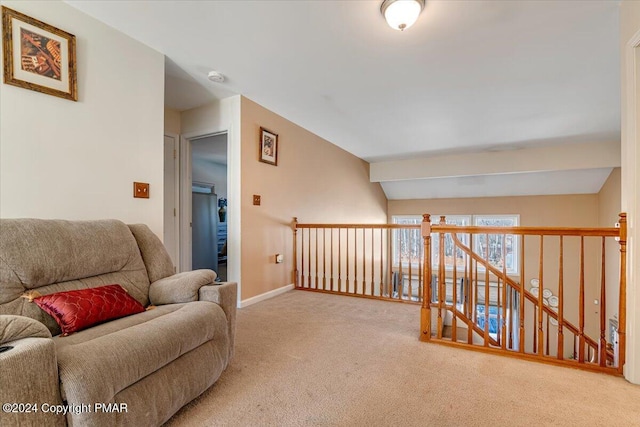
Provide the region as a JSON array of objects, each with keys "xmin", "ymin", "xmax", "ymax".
[{"xmin": 380, "ymin": 0, "xmax": 425, "ymax": 31}]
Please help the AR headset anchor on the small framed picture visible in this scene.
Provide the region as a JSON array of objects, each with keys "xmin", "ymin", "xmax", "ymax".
[
  {"xmin": 2, "ymin": 6, "xmax": 77, "ymax": 101},
  {"xmin": 259, "ymin": 127, "xmax": 278, "ymax": 166}
]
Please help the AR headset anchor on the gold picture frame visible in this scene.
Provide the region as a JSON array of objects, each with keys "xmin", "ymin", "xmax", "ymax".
[
  {"xmin": 259, "ymin": 127, "xmax": 278, "ymax": 166},
  {"xmin": 2, "ymin": 6, "xmax": 77, "ymax": 101}
]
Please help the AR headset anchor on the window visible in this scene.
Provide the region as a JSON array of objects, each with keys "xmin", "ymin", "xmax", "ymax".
[
  {"xmin": 431, "ymin": 215, "xmax": 470, "ymax": 269},
  {"xmin": 391, "ymin": 214, "xmax": 520, "ymax": 274},
  {"xmin": 392, "ymin": 215, "xmax": 470, "ymax": 268},
  {"xmin": 392, "ymin": 216, "xmax": 422, "ymax": 267},
  {"xmin": 473, "ymin": 215, "xmax": 519, "ymax": 274}
]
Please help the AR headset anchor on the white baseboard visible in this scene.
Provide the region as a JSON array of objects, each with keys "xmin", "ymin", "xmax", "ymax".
[{"xmin": 240, "ymin": 283, "xmax": 294, "ymax": 308}]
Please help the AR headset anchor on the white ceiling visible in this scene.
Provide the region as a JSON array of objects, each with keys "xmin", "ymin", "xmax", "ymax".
[{"xmin": 66, "ymin": 0, "xmax": 621, "ymax": 200}]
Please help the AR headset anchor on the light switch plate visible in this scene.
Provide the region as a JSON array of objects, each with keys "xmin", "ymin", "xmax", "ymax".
[
  {"xmin": 275, "ymin": 254, "xmax": 283, "ymax": 264},
  {"xmin": 253, "ymin": 194, "xmax": 261, "ymax": 205},
  {"xmin": 134, "ymin": 182, "xmax": 150, "ymax": 199}
]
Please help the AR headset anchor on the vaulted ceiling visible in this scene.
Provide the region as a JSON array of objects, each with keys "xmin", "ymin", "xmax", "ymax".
[{"xmin": 67, "ymin": 1, "xmax": 621, "ymax": 199}]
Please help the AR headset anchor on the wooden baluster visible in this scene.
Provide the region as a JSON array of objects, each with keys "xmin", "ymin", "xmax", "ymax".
[
  {"xmin": 398, "ymin": 227, "xmax": 403, "ymax": 300},
  {"xmin": 387, "ymin": 228, "xmax": 392, "ymax": 298},
  {"xmin": 346, "ymin": 228, "xmax": 351, "ymax": 293},
  {"xmin": 354, "ymin": 228, "xmax": 358, "ymax": 294},
  {"xmin": 437, "ymin": 217, "xmax": 446, "ymax": 339},
  {"xmin": 538, "ymin": 236, "xmax": 544, "ymax": 356},
  {"xmin": 464, "ymin": 250, "xmax": 469, "ymax": 317},
  {"xmin": 519, "ymin": 235, "xmax": 525, "ymax": 353},
  {"xmin": 330, "ymin": 228, "xmax": 334, "ymax": 292},
  {"xmin": 409, "ymin": 228, "xmax": 413, "ymax": 301},
  {"xmin": 362, "ymin": 228, "xmax": 366, "ymax": 296},
  {"xmin": 418, "ymin": 231, "xmax": 423, "ymax": 303},
  {"xmin": 307, "ymin": 229, "xmax": 313, "ymax": 288},
  {"xmin": 371, "ymin": 228, "xmax": 375, "ymax": 296},
  {"xmin": 322, "ymin": 228, "xmax": 326, "ymax": 291},
  {"xmin": 484, "ymin": 233, "xmax": 489, "ymax": 347},
  {"xmin": 452, "ymin": 236, "xmax": 458, "ymax": 343},
  {"xmin": 558, "ymin": 236, "xmax": 564, "ymax": 360},
  {"xmin": 315, "ymin": 228, "xmax": 319, "ymax": 290},
  {"xmin": 293, "ymin": 218, "xmax": 298, "ymax": 288},
  {"xmin": 468, "ymin": 254, "xmax": 473, "ymax": 345},
  {"xmin": 474, "ymin": 244, "xmax": 478, "ymax": 325},
  {"xmin": 420, "ymin": 214, "xmax": 432, "ymax": 341},
  {"xmin": 579, "ymin": 236, "xmax": 585, "ymax": 363},
  {"xmin": 301, "ymin": 228, "xmax": 305, "ymax": 288},
  {"xmin": 533, "ymin": 305, "xmax": 537, "ymax": 355},
  {"xmin": 379, "ymin": 228, "xmax": 384, "ymax": 297},
  {"xmin": 618, "ymin": 213, "xmax": 627, "ymax": 373},
  {"xmin": 338, "ymin": 228, "xmax": 342, "ymax": 293},
  {"xmin": 508, "ymin": 286, "xmax": 513, "ymax": 350},
  {"xmin": 546, "ymin": 311, "xmax": 550, "ymax": 357},
  {"xmin": 501, "ymin": 234, "xmax": 508, "ymax": 350},
  {"xmin": 599, "ymin": 236, "xmax": 607, "ymax": 367}
]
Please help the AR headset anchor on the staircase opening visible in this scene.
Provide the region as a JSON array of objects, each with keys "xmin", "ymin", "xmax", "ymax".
[{"xmin": 294, "ymin": 213, "xmax": 627, "ymax": 374}]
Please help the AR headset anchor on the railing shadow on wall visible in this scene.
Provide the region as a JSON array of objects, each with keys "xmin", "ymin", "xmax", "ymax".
[{"xmin": 293, "ymin": 214, "xmax": 627, "ymax": 375}]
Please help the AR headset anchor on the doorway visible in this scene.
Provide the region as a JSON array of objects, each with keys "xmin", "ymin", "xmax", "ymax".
[{"xmin": 186, "ymin": 133, "xmax": 228, "ymax": 280}]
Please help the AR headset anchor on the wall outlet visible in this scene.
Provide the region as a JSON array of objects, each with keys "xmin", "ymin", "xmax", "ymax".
[
  {"xmin": 253, "ymin": 194, "xmax": 261, "ymax": 206},
  {"xmin": 275, "ymin": 254, "xmax": 283, "ymax": 264}
]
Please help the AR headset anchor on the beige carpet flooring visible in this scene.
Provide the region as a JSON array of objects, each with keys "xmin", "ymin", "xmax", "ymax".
[{"xmin": 165, "ymin": 290, "xmax": 640, "ymax": 426}]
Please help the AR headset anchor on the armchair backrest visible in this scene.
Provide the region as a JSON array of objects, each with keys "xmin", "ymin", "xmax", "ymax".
[{"xmin": 0, "ymin": 219, "xmax": 151, "ymax": 335}]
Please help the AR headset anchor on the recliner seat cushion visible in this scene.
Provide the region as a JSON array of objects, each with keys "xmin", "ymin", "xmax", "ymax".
[{"xmin": 53, "ymin": 301, "xmax": 229, "ymax": 412}]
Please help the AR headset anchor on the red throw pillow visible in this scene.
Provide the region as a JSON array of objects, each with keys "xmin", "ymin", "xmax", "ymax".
[{"xmin": 33, "ymin": 284, "xmax": 145, "ymax": 335}]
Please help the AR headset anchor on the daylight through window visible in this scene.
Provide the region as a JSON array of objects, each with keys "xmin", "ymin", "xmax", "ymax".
[{"xmin": 392, "ymin": 214, "xmax": 520, "ymax": 274}]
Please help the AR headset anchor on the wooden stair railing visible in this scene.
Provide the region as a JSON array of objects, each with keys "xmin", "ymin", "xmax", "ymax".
[
  {"xmin": 419, "ymin": 214, "xmax": 627, "ymax": 374},
  {"xmin": 448, "ymin": 233, "xmax": 612, "ymax": 364}
]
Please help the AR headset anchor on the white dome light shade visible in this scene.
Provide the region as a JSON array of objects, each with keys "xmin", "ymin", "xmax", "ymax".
[{"xmin": 381, "ymin": 0, "xmax": 425, "ymax": 31}]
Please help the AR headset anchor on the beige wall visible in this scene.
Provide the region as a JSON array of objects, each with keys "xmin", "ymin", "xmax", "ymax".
[
  {"xmin": 164, "ymin": 108, "xmax": 181, "ymax": 135},
  {"xmin": 388, "ymin": 194, "xmax": 599, "ymax": 228},
  {"xmin": 620, "ymin": 0, "xmax": 640, "ymax": 383},
  {"xmin": 0, "ymin": 1, "xmax": 165, "ymax": 236},
  {"xmin": 240, "ymin": 97, "xmax": 387, "ymax": 301},
  {"xmin": 598, "ymin": 168, "xmax": 622, "ymax": 329}
]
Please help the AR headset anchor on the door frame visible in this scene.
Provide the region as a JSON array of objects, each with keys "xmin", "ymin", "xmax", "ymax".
[
  {"xmin": 164, "ymin": 132, "xmax": 180, "ymax": 271},
  {"xmin": 179, "ymin": 130, "xmax": 228, "ymax": 272}
]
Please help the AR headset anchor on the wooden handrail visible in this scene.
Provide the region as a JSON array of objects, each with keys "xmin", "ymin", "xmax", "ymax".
[
  {"xmin": 432, "ymin": 224, "xmax": 619, "ymax": 237},
  {"xmin": 297, "ymin": 223, "xmax": 619, "ymax": 237},
  {"xmin": 297, "ymin": 223, "xmax": 420, "ymax": 229}
]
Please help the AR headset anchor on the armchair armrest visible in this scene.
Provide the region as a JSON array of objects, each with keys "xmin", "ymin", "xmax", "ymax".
[
  {"xmin": 148, "ymin": 272, "xmax": 237, "ymax": 361},
  {"xmin": 199, "ymin": 283, "xmax": 237, "ymax": 360},
  {"xmin": 148, "ymin": 270, "xmax": 216, "ymax": 305},
  {"xmin": 1, "ymin": 314, "xmax": 51, "ymax": 345},
  {"xmin": 0, "ymin": 315, "xmax": 65, "ymax": 427}
]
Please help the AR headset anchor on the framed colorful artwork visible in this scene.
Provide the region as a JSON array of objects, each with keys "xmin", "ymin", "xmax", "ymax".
[{"xmin": 2, "ymin": 6, "xmax": 77, "ymax": 101}]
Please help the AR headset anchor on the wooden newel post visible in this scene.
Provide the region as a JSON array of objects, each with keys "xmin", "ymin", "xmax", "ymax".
[
  {"xmin": 618, "ymin": 213, "xmax": 627, "ymax": 374},
  {"xmin": 421, "ymin": 214, "xmax": 432, "ymax": 341},
  {"xmin": 293, "ymin": 217, "xmax": 299, "ymax": 288}
]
